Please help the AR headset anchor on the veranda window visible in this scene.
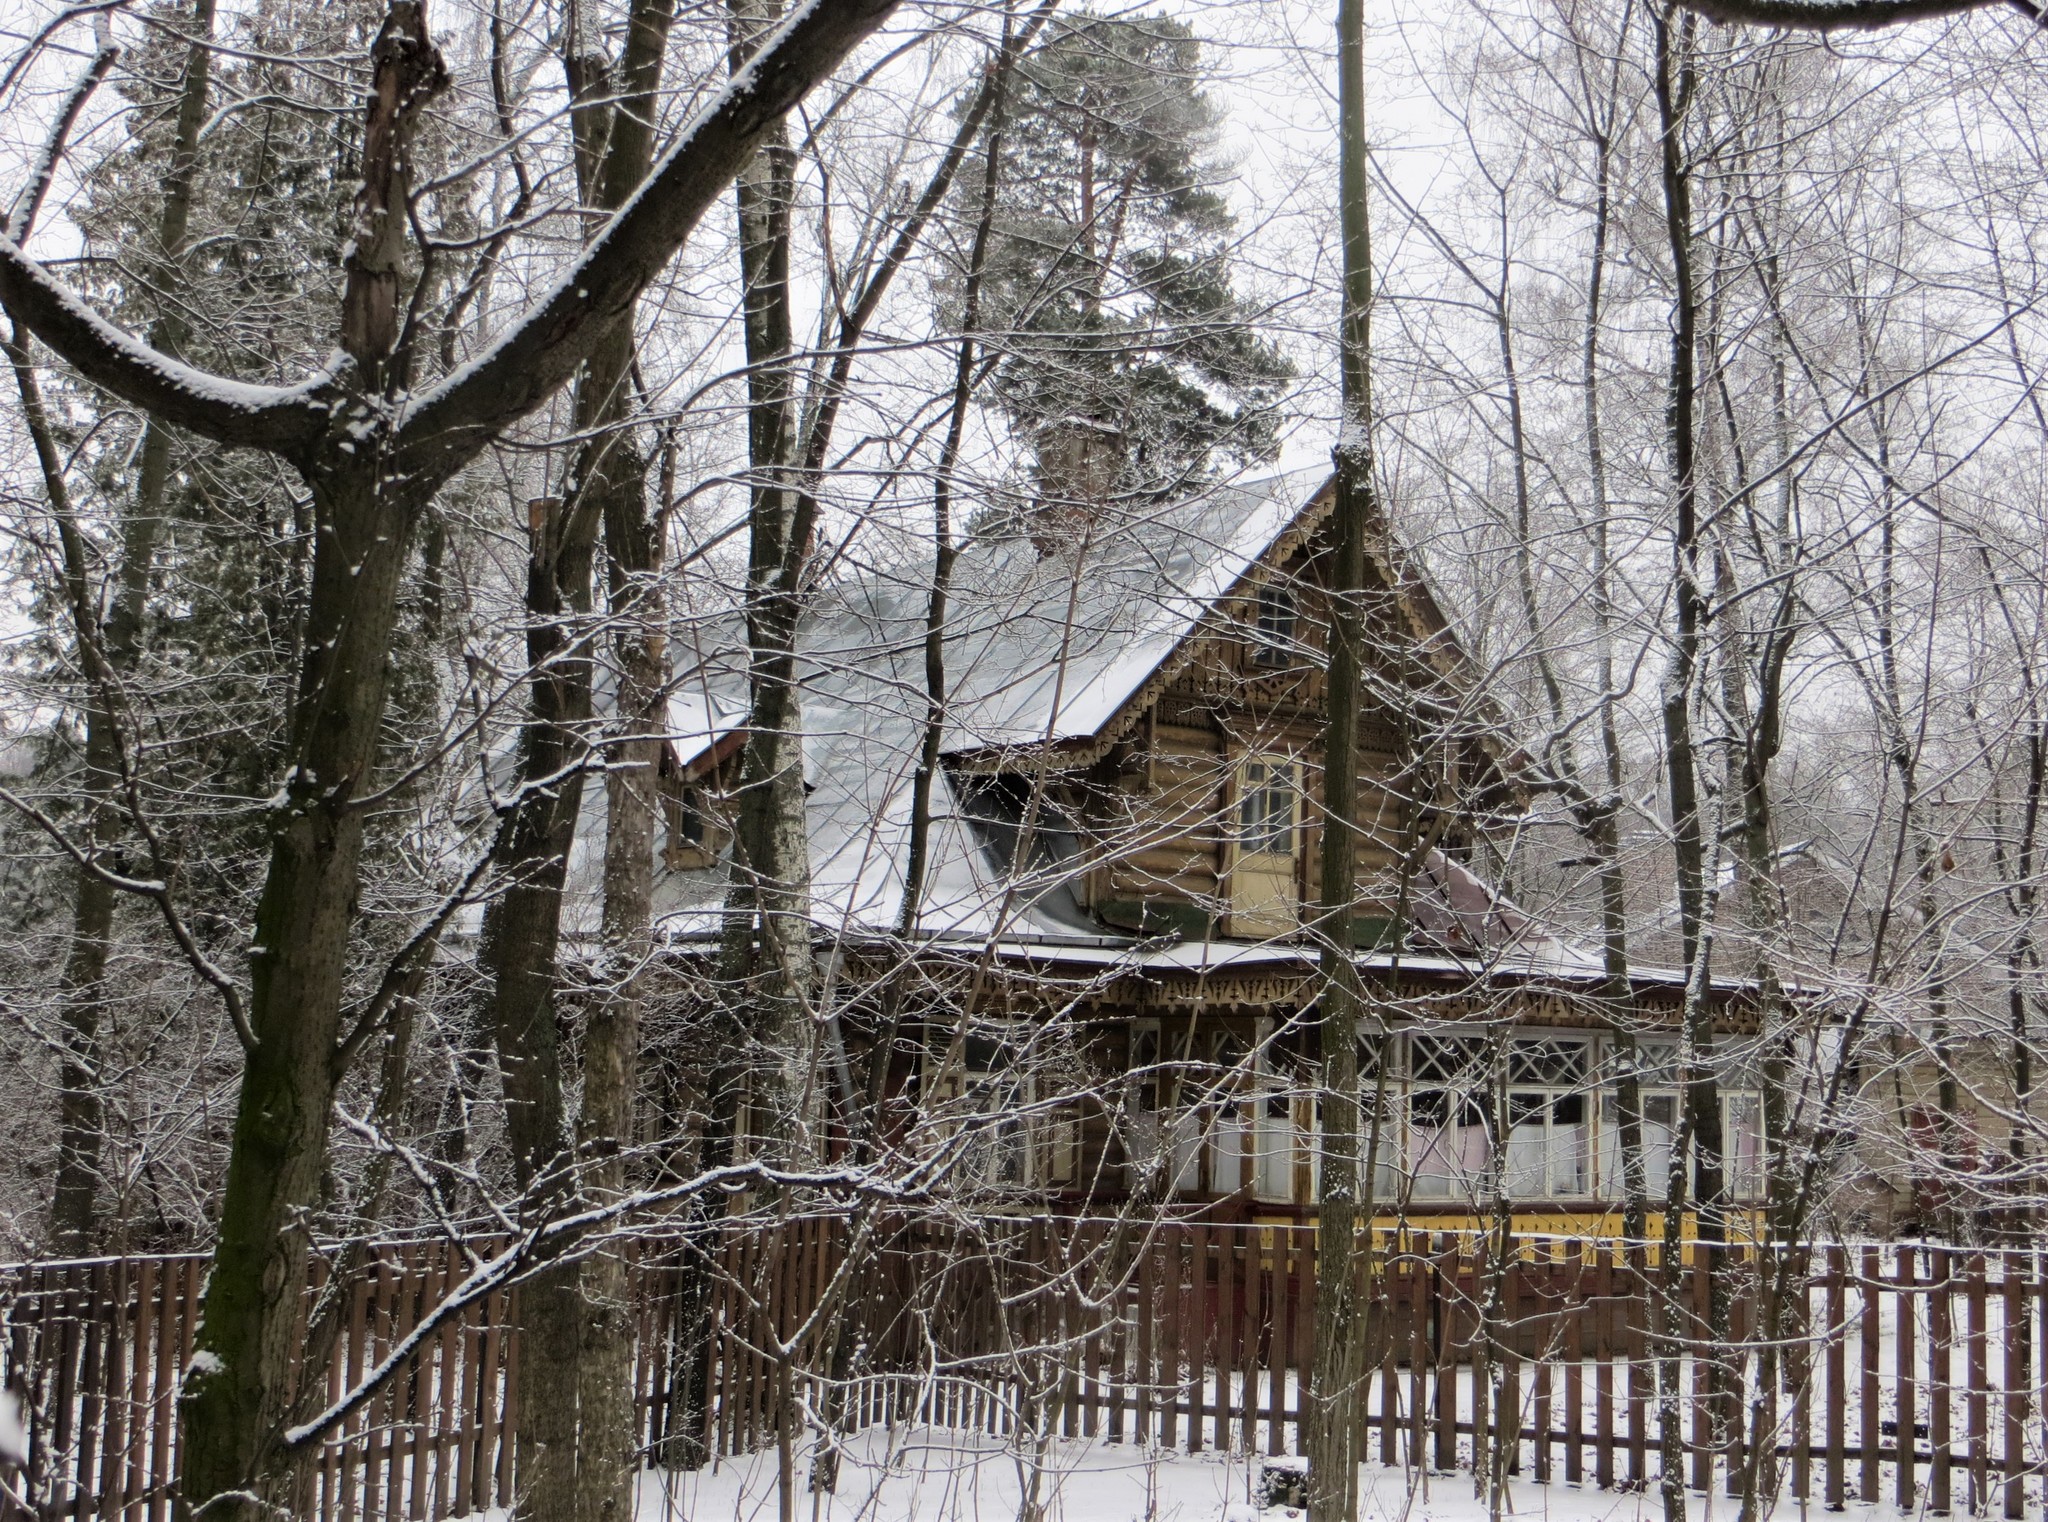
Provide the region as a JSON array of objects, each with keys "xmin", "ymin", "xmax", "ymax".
[
  {"xmin": 1128, "ymin": 1023, "xmax": 1205, "ymax": 1193},
  {"xmin": 1596, "ymin": 1073, "xmax": 1768, "ymax": 1202},
  {"xmin": 926, "ymin": 1029, "xmax": 1077, "ymax": 1191},
  {"xmin": 1726, "ymin": 1092, "xmax": 1765, "ymax": 1199},
  {"xmin": 1502, "ymin": 1037, "xmax": 1593, "ymax": 1199},
  {"xmin": 1407, "ymin": 1034, "xmax": 1493, "ymax": 1200},
  {"xmin": 1405, "ymin": 1033, "xmax": 1597, "ymax": 1202}
]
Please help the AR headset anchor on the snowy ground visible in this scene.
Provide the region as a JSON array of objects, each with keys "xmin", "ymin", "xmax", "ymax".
[{"xmin": 614, "ymin": 1430, "xmax": 1953, "ymax": 1522}]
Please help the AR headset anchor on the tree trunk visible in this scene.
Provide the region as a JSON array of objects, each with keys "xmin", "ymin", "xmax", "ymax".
[
  {"xmin": 1651, "ymin": 13, "xmax": 1725, "ymax": 1521},
  {"xmin": 175, "ymin": 12, "xmax": 447, "ymax": 1515},
  {"xmin": 1306, "ymin": 1, "xmax": 1374, "ymax": 1518},
  {"xmin": 178, "ymin": 452, "xmax": 421, "ymax": 1519},
  {"xmin": 481, "ymin": 5, "xmax": 676, "ymax": 1512},
  {"xmin": 482, "ymin": 481, "xmax": 599, "ymax": 1522},
  {"xmin": 719, "ymin": 0, "xmax": 814, "ymax": 1163},
  {"xmin": 575, "ymin": 0, "xmax": 678, "ymax": 1496}
]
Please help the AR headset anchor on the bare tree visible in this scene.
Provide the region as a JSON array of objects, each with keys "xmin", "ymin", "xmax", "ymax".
[{"xmin": 0, "ymin": 0, "xmax": 904, "ymax": 1511}]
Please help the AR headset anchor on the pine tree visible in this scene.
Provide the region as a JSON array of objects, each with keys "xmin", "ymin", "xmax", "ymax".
[{"xmin": 971, "ymin": 10, "xmax": 1291, "ymax": 522}]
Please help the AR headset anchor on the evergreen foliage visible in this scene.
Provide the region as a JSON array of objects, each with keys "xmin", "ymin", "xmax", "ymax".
[{"xmin": 972, "ymin": 11, "xmax": 1292, "ymax": 507}]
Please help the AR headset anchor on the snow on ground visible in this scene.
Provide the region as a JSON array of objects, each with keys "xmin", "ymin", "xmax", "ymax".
[{"xmin": 583, "ymin": 1430, "xmax": 1950, "ymax": 1522}]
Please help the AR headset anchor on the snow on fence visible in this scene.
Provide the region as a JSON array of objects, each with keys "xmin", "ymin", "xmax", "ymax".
[{"xmin": 1, "ymin": 1222, "xmax": 2045, "ymax": 1520}]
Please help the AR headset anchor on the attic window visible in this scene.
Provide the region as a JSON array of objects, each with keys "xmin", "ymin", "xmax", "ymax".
[{"xmin": 1253, "ymin": 584, "xmax": 1296, "ymax": 666}]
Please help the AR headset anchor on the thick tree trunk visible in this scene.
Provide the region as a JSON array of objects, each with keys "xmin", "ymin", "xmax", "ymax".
[
  {"xmin": 1306, "ymin": 3, "xmax": 1374, "ymax": 1519},
  {"xmin": 719, "ymin": 0, "xmax": 814, "ymax": 1161},
  {"xmin": 1651, "ymin": 15, "xmax": 1727, "ymax": 1522},
  {"xmin": 482, "ymin": 5, "xmax": 675, "ymax": 1512},
  {"xmin": 1578, "ymin": 92, "xmax": 1651, "ymax": 1251},
  {"xmin": 176, "ymin": 12, "xmax": 447, "ymax": 1515},
  {"xmin": 481, "ymin": 480, "xmax": 598, "ymax": 1522},
  {"xmin": 657, "ymin": 7, "xmax": 814, "ymax": 1477},
  {"xmin": 178, "ymin": 455, "xmax": 420, "ymax": 1519},
  {"xmin": 578, "ymin": 454, "xmax": 662, "ymax": 1522}
]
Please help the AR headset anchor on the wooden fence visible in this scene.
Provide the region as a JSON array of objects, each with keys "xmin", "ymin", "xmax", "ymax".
[{"xmin": 2, "ymin": 1224, "xmax": 2045, "ymax": 1520}]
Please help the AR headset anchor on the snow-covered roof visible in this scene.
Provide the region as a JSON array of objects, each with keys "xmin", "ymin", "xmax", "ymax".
[
  {"xmin": 611, "ymin": 468, "xmax": 1623, "ymax": 990},
  {"xmin": 664, "ymin": 683, "xmax": 746, "ymax": 777},
  {"xmin": 942, "ymin": 467, "xmax": 1330, "ymax": 751}
]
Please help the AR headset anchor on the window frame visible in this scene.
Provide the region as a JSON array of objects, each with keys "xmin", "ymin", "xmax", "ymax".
[
  {"xmin": 1236, "ymin": 758, "xmax": 1299, "ymax": 858},
  {"xmin": 1252, "ymin": 582, "xmax": 1297, "ymax": 668}
]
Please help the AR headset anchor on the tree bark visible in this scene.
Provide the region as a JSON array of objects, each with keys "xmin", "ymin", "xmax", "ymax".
[
  {"xmin": 1577, "ymin": 68, "xmax": 1652, "ymax": 1250},
  {"xmin": 478, "ymin": 3, "xmax": 676, "ymax": 1512},
  {"xmin": 1651, "ymin": 13, "xmax": 1727, "ymax": 1522},
  {"xmin": 1306, "ymin": 1, "xmax": 1375, "ymax": 1518},
  {"xmin": 575, "ymin": 1, "xmax": 678, "ymax": 1513},
  {"xmin": 719, "ymin": 0, "xmax": 815, "ymax": 1164},
  {"xmin": 176, "ymin": 445, "xmax": 421, "ymax": 1519},
  {"xmin": 482, "ymin": 480, "xmax": 599, "ymax": 1521}
]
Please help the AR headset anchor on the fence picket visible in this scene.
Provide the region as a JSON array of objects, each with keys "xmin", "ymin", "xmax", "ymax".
[
  {"xmin": 1826, "ymin": 1246, "xmax": 1846, "ymax": 1509},
  {"xmin": 1861, "ymin": 1246, "xmax": 1881, "ymax": 1503},
  {"xmin": 2001, "ymin": 1248, "xmax": 2026, "ymax": 1520},
  {"xmin": 1929, "ymin": 1249, "xmax": 1951, "ymax": 1516},
  {"xmin": 1594, "ymin": 1247, "xmax": 1615, "ymax": 1490},
  {"xmin": 1624, "ymin": 1244, "xmax": 1647, "ymax": 1490},
  {"xmin": 1968, "ymin": 1251, "xmax": 1989, "ymax": 1512},
  {"xmin": 1898, "ymin": 1247, "xmax": 1917, "ymax": 1509},
  {"xmin": 1688, "ymin": 1247, "xmax": 1711, "ymax": 1495},
  {"xmin": 1532, "ymin": 1250, "xmax": 1552, "ymax": 1484},
  {"xmin": 1433, "ymin": 1238, "xmax": 1456, "ymax": 1474},
  {"xmin": 1564, "ymin": 1243, "xmax": 1584, "ymax": 1486},
  {"xmin": 1261, "ymin": 1229, "xmax": 1277, "ymax": 1458}
]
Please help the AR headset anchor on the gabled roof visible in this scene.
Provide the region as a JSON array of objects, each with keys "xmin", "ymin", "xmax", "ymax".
[{"xmin": 596, "ymin": 469, "xmax": 1624, "ymax": 989}]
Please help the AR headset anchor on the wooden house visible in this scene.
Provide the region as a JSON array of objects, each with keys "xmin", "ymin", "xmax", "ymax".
[{"xmin": 631, "ymin": 471, "xmax": 1764, "ymax": 1232}]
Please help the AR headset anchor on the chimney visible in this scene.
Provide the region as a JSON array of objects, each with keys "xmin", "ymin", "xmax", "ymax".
[{"xmin": 1029, "ymin": 417, "xmax": 1125, "ymax": 555}]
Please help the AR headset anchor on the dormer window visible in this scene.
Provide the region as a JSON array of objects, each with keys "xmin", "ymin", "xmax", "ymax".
[
  {"xmin": 662, "ymin": 782, "xmax": 729, "ymax": 869},
  {"xmin": 1253, "ymin": 583, "xmax": 1296, "ymax": 667}
]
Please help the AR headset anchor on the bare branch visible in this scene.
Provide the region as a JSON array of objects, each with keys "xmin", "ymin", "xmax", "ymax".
[
  {"xmin": 395, "ymin": 0, "xmax": 905, "ymax": 482},
  {"xmin": 1676, "ymin": 0, "xmax": 2039, "ymax": 30},
  {"xmin": 0, "ymin": 236, "xmax": 334, "ymax": 452}
]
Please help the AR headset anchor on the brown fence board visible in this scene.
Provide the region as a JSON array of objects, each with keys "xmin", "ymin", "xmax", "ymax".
[
  {"xmin": 2001, "ymin": 1249, "xmax": 2026, "ymax": 1520},
  {"xmin": 1931, "ymin": 1251, "xmax": 1952, "ymax": 1516}
]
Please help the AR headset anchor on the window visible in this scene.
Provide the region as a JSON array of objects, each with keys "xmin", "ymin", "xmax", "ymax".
[
  {"xmin": 1254, "ymin": 584, "xmax": 1296, "ymax": 667},
  {"xmin": 1725, "ymin": 1092, "xmax": 1765, "ymax": 1201},
  {"xmin": 1593, "ymin": 1040, "xmax": 1769, "ymax": 1201},
  {"xmin": 1407, "ymin": 1034, "xmax": 1493, "ymax": 1200},
  {"xmin": 927, "ymin": 1027, "xmax": 1080, "ymax": 1191},
  {"xmin": 1402, "ymin": 1034, "xmax": 1595, "ymax": 1202},
  {"xmin": 1597, "ymin": 1091, "xmax": 1679, "ymax": 1200},
  {"xmin": 1128, "ymin": 1024, "xmax": 1204, "ymax": 1192},
  {"xmin": 1504, "ymin": 1037, "xmax": 1593, "ymax": 1199},
  {"xmin": 1128, "ymin": 1023, "xmax": 1275, "ymax": 1196},
  {"xmin": 662, "ymin": 784, "xmax": 728, "ymax": 868},
  {"xmin": 1238, "ymin": 761, "xmax": 1297, "ymax": 856},
  {"xmin": 1410, "ymin": 1087, "xmax": 1495, "ymax": 1199}
]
